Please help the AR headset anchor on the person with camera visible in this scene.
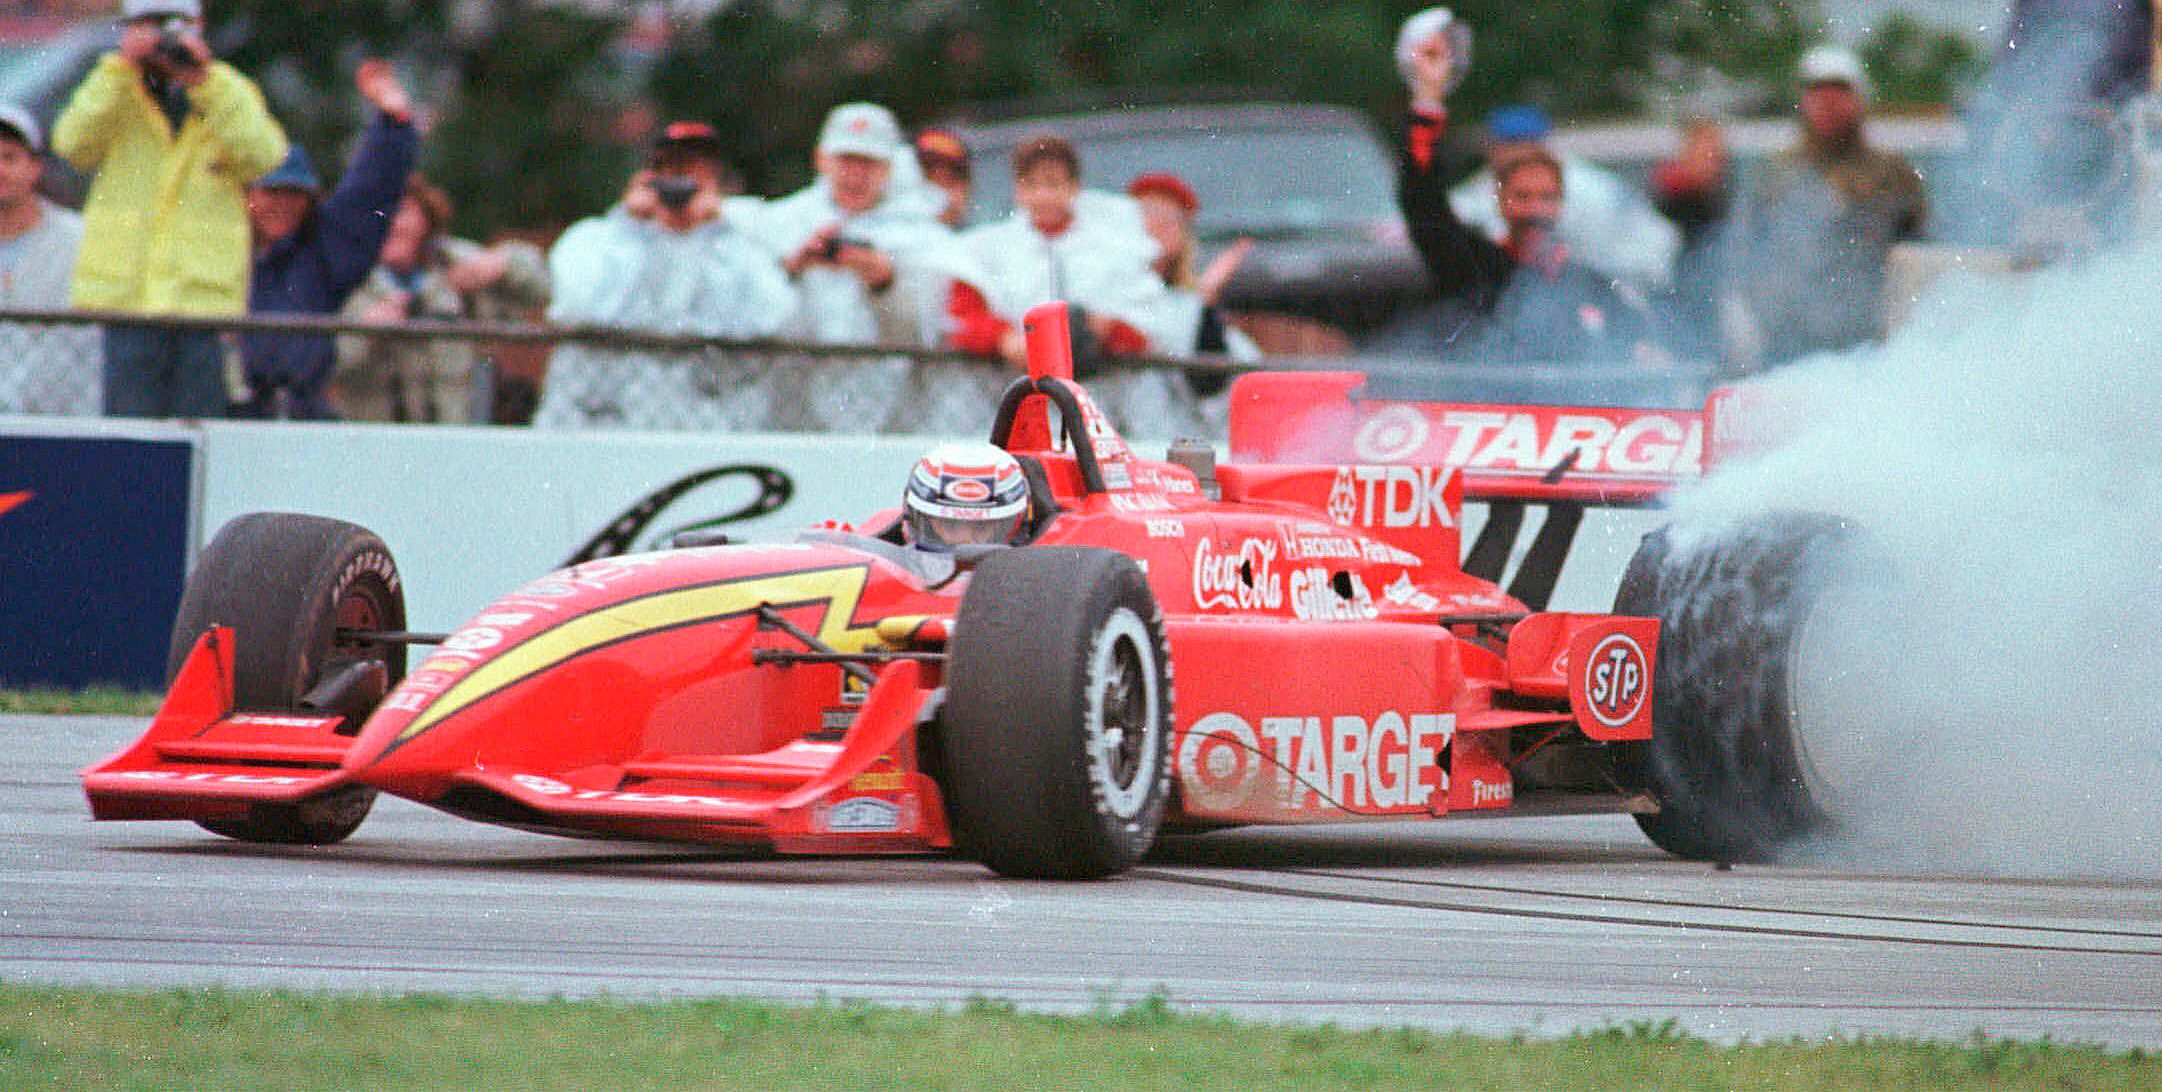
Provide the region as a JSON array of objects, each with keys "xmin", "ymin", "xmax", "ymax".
[
  {"xmin": 52, "ymin": 0, "xmax": 287, "ymax": 418},
  {"xmin": 237, "ymin": 59, "xmax": 419, "ymax": 420},
  {"xmin": 752, "ymin": 104, "xmax": 982, "ymax": 349},
  {"xmin": 746, "ymin": 102, "xmax": 990, "ymax": 431},
  {"xmin": 533, "ymin": 121, "xmax": 796, "ymax": 430}
]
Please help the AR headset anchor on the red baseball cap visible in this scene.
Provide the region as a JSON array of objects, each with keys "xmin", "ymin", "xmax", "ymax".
[
  {"xmin": 1127, "ymin": 172, "xmax": 1198, "ymax": 214},
  {"xmin": 656, "ymin": 120, "xmax": 721, "ymax": 148},
  {"xmin": 915, "ymin": 128, "xmax": 969, "ymax": 167}
]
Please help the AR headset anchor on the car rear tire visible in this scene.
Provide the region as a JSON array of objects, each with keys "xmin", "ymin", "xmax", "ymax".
[
  {"xmin": 1614, "ymin": 513, "xmax": 1853, "ymax": 862},
  {"xmin": 940, "ymin": 547, "xmax": 1172, "ymax": 879},
  {"xmin": 169, "ymin": 512, "xmax": 406, "ymax": 845}
]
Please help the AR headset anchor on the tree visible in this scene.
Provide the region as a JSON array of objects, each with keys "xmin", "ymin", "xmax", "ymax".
[
  {"xmin": 212, "ymin": 0, "xmax": 1974, "ymax": 235},
  {"xmin": 1861, "ymin": 14, "xmax": 1984, "ymax": 109},
  {"xmin": 215, "ymin": 0, "xmax": 632, "ymax": 240},
  {"xmin": 651, "ymin": 0, "xmax": 1825, "ymax": 196}
]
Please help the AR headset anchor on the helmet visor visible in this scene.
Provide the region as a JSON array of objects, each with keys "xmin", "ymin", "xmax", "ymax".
[{"xmin": 906, "ymin": 507, "xmax": 1025, "ymax": 551}]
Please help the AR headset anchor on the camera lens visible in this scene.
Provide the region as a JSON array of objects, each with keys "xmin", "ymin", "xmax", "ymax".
[
  {"xmin": 153, "ymin": 19, "xmax": 196, "ymax": 68},
  {"xmin": 651, "ymin": 175, "xmax": 699, "ymax": 211}
]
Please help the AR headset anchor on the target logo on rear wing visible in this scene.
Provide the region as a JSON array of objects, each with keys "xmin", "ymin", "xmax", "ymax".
[{"xmin": 1227, "ymin": 372, "xmax": 1716, "ymax": 505}]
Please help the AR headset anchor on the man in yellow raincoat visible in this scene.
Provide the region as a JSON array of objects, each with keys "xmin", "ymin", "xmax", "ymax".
[{"xmin": 53, "ymin": 0, "xmax": 287, "ymax": 418}]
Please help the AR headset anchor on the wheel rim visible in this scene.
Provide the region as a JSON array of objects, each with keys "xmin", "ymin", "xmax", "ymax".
[
  {"xmin": 331, "ymin": 581, "xmax": 393, "ymax": 673},
  {"xmin": 1784, "ymin": 557, "xmax": 1878, "ymax": 825},
  {"xmin": 1085, "ymin": 608, "xmax": 1161, "ymax": 819}
]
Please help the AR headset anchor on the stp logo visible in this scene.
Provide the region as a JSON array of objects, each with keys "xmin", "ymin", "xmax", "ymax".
[
  {"xmin": 947, "ymin": 479, "xmax": 991, "ymax": 503},
  {"xmin": 1584, "ymin": 633, "xmax": 1649, "ymax": 728}
]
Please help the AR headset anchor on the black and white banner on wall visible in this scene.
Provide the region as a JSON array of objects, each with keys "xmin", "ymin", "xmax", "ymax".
[{"xmin": 564, "ymin": 464, "xmax": 796, "ymax": 564}]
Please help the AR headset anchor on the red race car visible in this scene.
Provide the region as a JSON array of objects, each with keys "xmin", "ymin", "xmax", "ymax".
[{"xmin": 87, "ymin": 304, "xmax": 1695, "ymax": 879}]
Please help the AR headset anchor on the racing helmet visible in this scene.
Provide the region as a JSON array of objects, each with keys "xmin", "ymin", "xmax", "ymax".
[{"xmin": 903, "ymin": 442, "xmax": 1030, "ymax": 550}]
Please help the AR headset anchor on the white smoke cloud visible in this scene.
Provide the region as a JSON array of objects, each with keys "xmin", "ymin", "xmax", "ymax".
[{"xmin": 1662, "ymin": 235, "xmax": 2162, "ymax": 880}]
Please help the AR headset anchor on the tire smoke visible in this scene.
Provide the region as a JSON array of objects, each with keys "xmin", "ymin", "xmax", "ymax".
[{"xmin": 1665, "ymin": 237, "xmax": 2162, "ymax": 880}]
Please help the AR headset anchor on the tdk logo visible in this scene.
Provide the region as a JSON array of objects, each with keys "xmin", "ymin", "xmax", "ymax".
[{"xmin": 1328, "ymin": 467, "xmax": 1453, "ymax": 529}]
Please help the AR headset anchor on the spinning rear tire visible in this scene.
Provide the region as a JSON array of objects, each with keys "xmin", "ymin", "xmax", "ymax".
[
  {"xmin": 941, "ymin": 547, "xmax": 1172, "ymax": 879},
  {"xmin": 1614, "ymin": 513, "xmax": 1853, "ymax": 862},
  {"xmin": 168, "ymin": 512, "xmax": 406, "ymax": 845}
]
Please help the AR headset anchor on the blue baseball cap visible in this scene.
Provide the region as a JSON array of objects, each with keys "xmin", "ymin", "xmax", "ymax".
[
  {"xmin": 254, "ymin": 144, "xmax": 321, "ymax": 193},
  {"xmin": 1486, "ymin": 104, "xmax": 1553, "ymax": 144}
]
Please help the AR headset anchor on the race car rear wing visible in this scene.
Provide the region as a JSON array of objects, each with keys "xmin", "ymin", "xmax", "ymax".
[
  {"xmin": 1227, "ymin": 371, "xmax": 1707, "ymax": 505},
  {"xmin": 1226, "ymin": 372, "xmax": 1723, "ymax": 610}
]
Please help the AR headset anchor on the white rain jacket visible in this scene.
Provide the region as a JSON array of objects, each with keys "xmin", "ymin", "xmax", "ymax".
[
  {"xmin": 962, "ymin": 191, "xmax": 1207, "ymax": 439},
  {"xmin": 961, "ymin": 191, "xmax": 1184, "ymax": 342},
  {"xmin": 748, "ymin": 178, "xmax": 984, "ymax": 348},
  {"xmin": 747, "ymin": 176, "xmax": 1008, "ymax": 433},
  {"xmin": 534, "ymin": 205, "xmax": 797, "ymax": 430}
]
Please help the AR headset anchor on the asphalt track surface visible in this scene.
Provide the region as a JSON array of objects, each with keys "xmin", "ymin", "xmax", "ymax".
[{"xmin": 8, "ymin": 715, "xmax": 2159, "ymax": 1047}]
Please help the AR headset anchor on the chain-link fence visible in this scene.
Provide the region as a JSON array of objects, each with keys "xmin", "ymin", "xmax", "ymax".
[
  {"xmin": 0, "ymin": 308, "xmax": 1727, "ymax": 444},
  {"xmin": 0, "ymin": 309, "xmax": 1253, "ymax": 442},
  {"xmin": 0, "ymin": 317, "xmax": 102, "ymax": 417}
]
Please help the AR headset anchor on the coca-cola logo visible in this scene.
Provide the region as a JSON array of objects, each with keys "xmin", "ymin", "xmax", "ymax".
[{"xmin": 1191, "ymin": 537, "xmax": 1283, "ymax": 612}]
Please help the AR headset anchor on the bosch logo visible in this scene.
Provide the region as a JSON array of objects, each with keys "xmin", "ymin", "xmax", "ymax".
[{"xmin": 1584, "ymin": 634, "xmax": 1649, "ymax": 729}]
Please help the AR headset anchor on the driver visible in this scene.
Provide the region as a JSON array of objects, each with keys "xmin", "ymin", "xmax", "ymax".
[{"xmin": 902, "ymin": 442, "xmax": 1030, "ymax": 551}]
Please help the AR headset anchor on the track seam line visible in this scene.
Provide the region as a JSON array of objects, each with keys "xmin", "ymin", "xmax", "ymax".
[
  {"xmin": 1132, "ymin": 869, "xmax": 2162, "ymax": 959},
  {"xmin": 1278, "ymin": 867, "xmax": 2162, "ymax": 940}
]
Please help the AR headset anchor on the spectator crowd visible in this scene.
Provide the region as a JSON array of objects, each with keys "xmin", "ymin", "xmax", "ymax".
[{"xmin": 0, "ymin": 0, "xmax": 2147, "ymax": 434}]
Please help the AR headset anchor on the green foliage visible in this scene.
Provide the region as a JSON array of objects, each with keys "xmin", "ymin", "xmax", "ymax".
[
  {"xmin": 0, "ymin": 688, "xmax": 160, "ymax": 715},
  {"xmin": 3, "ymin": 983, "xmax": 2159, "ymax": 1090},
  {"xmin": 651, "ymin": 0, "xmax": 1823, "ymax": 196},
  {"xmin": 212, "ymin": 0, "xmax": 634, "ymax": 240},
  {"xmin": 194, "ymin": 1, "xmax": 1987, "ymax": 237},
  {"xmin": 213, "ymin": 0, "xmax": 439, "ymax": 175},
  {"xmin": 1862, "ymin": 14, "xmax": 1985, "ymax": 108},
  {"xmin": 419, "ymin": 11, "xmax": 637, "ymax": 242}
]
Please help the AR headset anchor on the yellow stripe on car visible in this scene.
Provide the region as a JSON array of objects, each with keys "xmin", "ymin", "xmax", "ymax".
[{"xmin": 392, "ymin": 566, "xmax": 873, "ymax": 746}]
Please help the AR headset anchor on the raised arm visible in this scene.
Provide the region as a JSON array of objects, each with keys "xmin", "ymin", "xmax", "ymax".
[
  {"xmin": 313, "ymin": 63, "xmax": 421, "ymax": 299},
  {"xmin": 313, "ymin": 112, "xmax": 420, "ymax": 299},
  {"xmin": 1396, "ymin": 28, "xmax": 1510, "ymax": 309}
]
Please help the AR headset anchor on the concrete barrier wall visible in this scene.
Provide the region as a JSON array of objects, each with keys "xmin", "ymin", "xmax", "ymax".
[{"xmin": 197, "ymin": 423, "xmax": 938, "ymax": 633}]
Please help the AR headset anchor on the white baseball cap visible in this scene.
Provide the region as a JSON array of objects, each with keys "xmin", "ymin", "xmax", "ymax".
[
  {"xmin": 123, "ymin": 0, "xmax": 202, "ymax": 19},
  {"xmin": 0, "ymin": 105, "xmax": 40, "ymax": 153},
  {"xmin": 817, "ymin": 103, "xmax": 903, "ymax": 162},
  {"xmin": 1798, "ymin": 45, "xmax": 1871, "ymax": 100}
]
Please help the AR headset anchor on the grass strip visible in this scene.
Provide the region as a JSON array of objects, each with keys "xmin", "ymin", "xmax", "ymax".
[
  {"xmin": 0, "ymin": 985, "xmax": 2153, "ymax": 1090},
  {"xmin": 0, "ymin": 688, "xmax": 160, "ymax": 716}
]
